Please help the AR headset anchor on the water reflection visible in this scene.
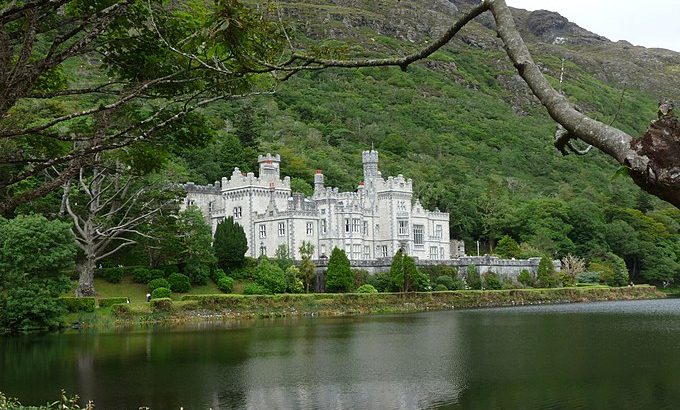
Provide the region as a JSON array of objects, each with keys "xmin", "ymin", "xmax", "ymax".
[{"xmin": 2, "ymin": 299, "xmax": 680, "ymax": 409}]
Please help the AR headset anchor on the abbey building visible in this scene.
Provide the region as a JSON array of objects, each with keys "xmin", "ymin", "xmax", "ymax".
[{"xmin": 184, "ymin": 150, "xmax": 450, "ymax": 261}]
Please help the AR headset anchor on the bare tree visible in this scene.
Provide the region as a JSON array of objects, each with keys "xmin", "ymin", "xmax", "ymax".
[{"xmin": 63, "ymin": 154, "xmax": 177, "ymax": 296}]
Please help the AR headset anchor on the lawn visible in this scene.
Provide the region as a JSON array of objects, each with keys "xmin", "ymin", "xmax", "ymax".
[{"xmin": 68, "ymin": 277, "xmax": 224, "ymax": 304}]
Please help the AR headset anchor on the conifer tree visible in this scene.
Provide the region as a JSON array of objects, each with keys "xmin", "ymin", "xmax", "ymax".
[
  {"xmin": 213, "ymin": 217, "xmax": 248, "ymax": 272},
  {"xmin": 495, "ymin": 235, "xmax": 521, "ymax": 259},
  {"xmin": 536, "ymin": 256, "xmax": 557, "ymax": 288},
  {"xmin": 326, "ymin": 247, "xmax": 352, "ymax": 292}
]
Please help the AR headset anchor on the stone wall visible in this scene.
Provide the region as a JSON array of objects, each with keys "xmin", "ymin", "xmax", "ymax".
[{"xmin": 315, "ymin": 255, "xmax": 561, "ymax": 281}]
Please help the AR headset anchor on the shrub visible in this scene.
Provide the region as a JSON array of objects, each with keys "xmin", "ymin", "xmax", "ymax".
[
  {"xmin": 434, "ymin": 284, "xmax": 449, "ymax": 292},
  {"xmin": 356, "ymin": 284, "xmax": 378, "ymax": 294},
  {"xmin": 353, "ymin": 269, "xmax": 370, "ymax": 290},
  {"xmin": 243, "ymin": 282, "xmax": 270, "ymax": 295},
  {"xmin": 253, "ymin": 257, "xmax": 286, "ymax": 294},
  {"xmin": 150, "ymin": 298, "xmax": 173, "ymax": 312},
  {"xmin": 102, "ymin": 266, "xmax": 124, "ymax": 284},
  {"xmin": 421, "ymin": 265, "xmax": 458, "ymax": 283},
  {"xmin": 466, "ymin": 265, "xmax": 482, "ymax": 290},
  {"xmin": 151, "ymin": 287, "xmax": 171, "ymax": 299},
  {"xmin": 518, "ymin": 269, "xmax": 534, "ymax": 287},
  {"xmin": 212, "ymin": 268, "xmax": 227, "ymax": 282},
  {"xmin": 217, "ymin": 276, "xmax": 235, "ymax": 293},
  {"xmin": 98, "ymin": 297, "xmax": 129, "ymax": 308},
  {"xmin": 168, "ymin": 273, "xmax": 191, "ymax": 293},
  {"xmin": 148, "ymin": 278, "xmax": 170, "ymax": 292},
  {"xmin": 111, "ymin": 303, "xmax": 131, "ymax": 316},
  {"xmin": 367, "ymin": 271, "xmax": 393, "ymax": 292},
  {"xmin": 435, "ymin": 275, "xmax": 455, "ymax": 290},
  {"xmin": 59, "ymin": 297, "xmax": 96, "ymax": 313},
  {"xmin": 483, "ymin": 271, "xmax": 502, "ymax": 290},
  {"xmin": 183, "ymin": 260, "xmax": 210, "ymax": 285},
  {"xmin": 577, "ymin": 271, "xmax": 601, "ymax": 284},
  {"xmin": 132, "ymin": 267, "xmax": 151, "ymax": 284}
]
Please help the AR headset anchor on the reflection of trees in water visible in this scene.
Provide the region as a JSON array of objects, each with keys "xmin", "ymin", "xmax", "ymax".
[{"xmin": 234, "ymin": 313, "xmax": 468, "ymax": 409}]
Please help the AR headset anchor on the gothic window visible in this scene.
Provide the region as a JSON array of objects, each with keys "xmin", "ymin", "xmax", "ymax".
[
  {"xmin": 306, "ymin": 222, "xmax": 314, "ymax": 236},
  {"xmin": 381, "ymin": 245, "xmax": 388, "ymax": 258},
  {"xmin": 187, "ymin": 199, "xmax": 195, "ymax": 206},
  {"xmin": 413, "ymin": 225, "xmax": 424, "ymax": 245},
  {"xmin": 260, "ymin": 244, "xmax": 266, "ymax": 257},
  {"xmin": 208, "ymin": 202, "xmax": 214, "ymax": 212},
  {"xmin": 363, "ymin": 221, "xmax": 368, "ymax": 235},
  {"xmin": 352, "ymin": 218, "xmax": 360, "ymax": 233},
  {"xmin": 321, "ymin": 219, "xmax": 327, "ymax": 234},
  {"xmin": 397, "ymin": 201, "xmax": 406, "ymax": 211},
  {"xmin": 353, "ymin": 244, "xmax": 361, "ymax": 260},
  {"xmin": 375, "ymin": 224, "xmax": 380, "ymax": 233},
  {"xmin": 435, "ymin": 224, "xmax": 442, "ymax": 239},
  {"xmin": 233, "ymin": 206, "xmax": 242, "ymax": 218},
  {"xmin": 398, "ymin": 220, "xmax": 409, "ymax": 236},
  {"xmin": 259, "ymin": 225, "xmax": 266, "ymax": 239},
  {"xmin": 278, "ymin": 222, "xmax": 285, "ymax": 236},
  {"xmin": 320, "ymin": 244, "xmax": 326, "ymax": 257},
  {"xmin": 345, "ymin": 218, "xmax": 350, "ymax": 233},
  {"xmin": 363, "ymin": 246, "xmax": 370, "ymax": 260},
  {"xmin": 440, "ymin": 247, "xmax": 445, "ymax": 260},
  {"xmin": 430, "ymin": 246, "xmax": 438, "ymax": 259}
]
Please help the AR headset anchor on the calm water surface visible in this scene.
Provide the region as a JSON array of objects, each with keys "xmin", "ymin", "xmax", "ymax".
[{"xmin": 2, "ymin": 299, "xmax": 680, "ymax": 409}]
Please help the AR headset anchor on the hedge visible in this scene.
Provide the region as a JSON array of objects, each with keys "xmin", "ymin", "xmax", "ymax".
[
  {"xmin": 98, "ymin": 297, "xmax": 129, "ymax": 308},
  {"xmin": 59, "ymin": 297, "xmax": 96, "ymax": 313}
]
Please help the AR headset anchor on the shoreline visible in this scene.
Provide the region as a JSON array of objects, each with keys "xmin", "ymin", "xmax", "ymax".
[{"xmin": 86, "ymin": 285, "xmax": 664, "ymax": 328}]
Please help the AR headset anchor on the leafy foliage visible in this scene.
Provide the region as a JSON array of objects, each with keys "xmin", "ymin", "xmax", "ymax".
[
  {"xmin": 482, "ymin": 271, "xmax": 502, "ymax": 290},
  {"xmin": 356, "ymin": 284, "xmax": 378, "ymax": 294},
  {"xmin": 151, "ymin": 287, "xmax": 172, "ymax": 299},
  {"xmin": 326, "ymin": 247, "xmax": 353, "ymax": 292},
  {"xmin": 148, "ymin": 278, "xmax": 171, "ymax": 292},
  {"xmin": 466, "ymin": 265, "xmax": 482, "ymax": 290},
  {"xmin": 536, "ymin": 257, "xmax": 558, "ymax": 288},
  {"xmin": 253, "ymin": 257, "xmax": 286, "ymax": 294},
  {"xmin": 213, "ymin": 217, "xmax": 248, "ymax": 271},
  {"xmin": 168, "ymin": 273, "xmax": 191, "ymax": 293}
]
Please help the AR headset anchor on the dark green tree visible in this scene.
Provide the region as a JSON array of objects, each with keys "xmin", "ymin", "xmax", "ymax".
[
  {"xmin": 0, "ymin": 215, "xmax": 76, "ymax": 331},
  {"xmin": 326, "ymin": 247, "xmax": 352, "ymax": 293},
  {"xmin": 536, "ymin": 256, "xmax": 558, "ymax": 288},
  {"xmin": 494, "ymin": 235, "xmax": 521, "ymax": 259},
  {"xmin": 213, "ymin": 217, "xmax": 248, "ymax": 272},
  {"xmin": 466, "ymin": 265, "xmax": 482, "ymax": 290},
  {"xmin": 517, "ymin": 269, "xmax": 534, "ymax": 287}
]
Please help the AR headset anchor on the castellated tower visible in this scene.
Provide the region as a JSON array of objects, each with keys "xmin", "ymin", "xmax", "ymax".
[
  {"xmin": 314, "ymin": 169, "xmax": 324, "ymax": 192},
  {"xmin": 362, "ymin": 150, "xmax": 379, "ymax": 200},
  {"xmin": 258, "ymin": 153, "xmax": 280, "ymax": 182}
]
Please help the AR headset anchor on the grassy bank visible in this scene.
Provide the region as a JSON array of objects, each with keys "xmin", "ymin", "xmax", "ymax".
[{"xmin": 93, "ymin": 285, "xmax": 663, "ymax": 325}]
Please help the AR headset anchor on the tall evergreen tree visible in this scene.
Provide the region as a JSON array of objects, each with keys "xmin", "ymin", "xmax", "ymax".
[
  {"xmin": 213, "ymin": 217, "xmax": 248, "ymax": 272},
  {"xmin": 495, "ymin": 235, "xmax": 521, "ymax": 259},
  {"xmin": 326, "ymin": 247, "xmax": 352, "ymax": 292},
  {"xmin": 536, "ymin": 256, "xmax": 557, "ymax": 288},
  {"xmin": 389, "ymin": 249, "xmax": 424, "ymax": 292}
]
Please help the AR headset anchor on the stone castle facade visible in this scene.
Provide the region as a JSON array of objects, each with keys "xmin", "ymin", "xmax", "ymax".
[{"xmin": 184, "ymin": 150, "xmax": 451, "ymax": 261}]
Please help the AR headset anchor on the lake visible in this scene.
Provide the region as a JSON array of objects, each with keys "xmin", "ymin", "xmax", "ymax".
[{"xmin": 2, "ymin": 298, "xmax": 680, "ymax": 409}]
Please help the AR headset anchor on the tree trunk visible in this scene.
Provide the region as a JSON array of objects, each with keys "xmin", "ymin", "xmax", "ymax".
[{"xmin": 76, "ymin": 245, "xmax": 97, "ymax": 297}]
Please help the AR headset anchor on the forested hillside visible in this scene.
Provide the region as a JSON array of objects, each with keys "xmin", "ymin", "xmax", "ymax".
[
  {"xmin": 175, "ymin": 0, "xmax": 679, "ymax": 283},
  {"xmin": 0, "ymin": 0, "xmax": 677, "ymax": 300}
]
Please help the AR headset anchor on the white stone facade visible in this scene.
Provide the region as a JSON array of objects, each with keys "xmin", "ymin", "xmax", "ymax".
[{"xmin": 184, "ymin": 150, "xmax": 450, "ymax": 261}]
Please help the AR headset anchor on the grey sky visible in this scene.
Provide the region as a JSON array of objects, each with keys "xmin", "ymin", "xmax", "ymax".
[{"xmin": 506, "ymin": 0, "xmax": 680, "ymax": 52}]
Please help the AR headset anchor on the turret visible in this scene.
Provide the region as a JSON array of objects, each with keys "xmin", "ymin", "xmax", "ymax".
[
  {"xmin": 314, "ymin": 169, "xmax": 324, "ymax": 192},
  {"xmin": 362, "ymin": 149, "xmax": 379, "ymax": 201},
  {"xmin": 258, "ymin": 153, "xmax": 281, "ymax": 182}
]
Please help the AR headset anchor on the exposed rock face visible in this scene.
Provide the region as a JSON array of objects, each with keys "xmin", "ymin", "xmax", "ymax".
[{"xmin": 278, "ymin": 0, "xmax": 680, "ymax": 101}]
